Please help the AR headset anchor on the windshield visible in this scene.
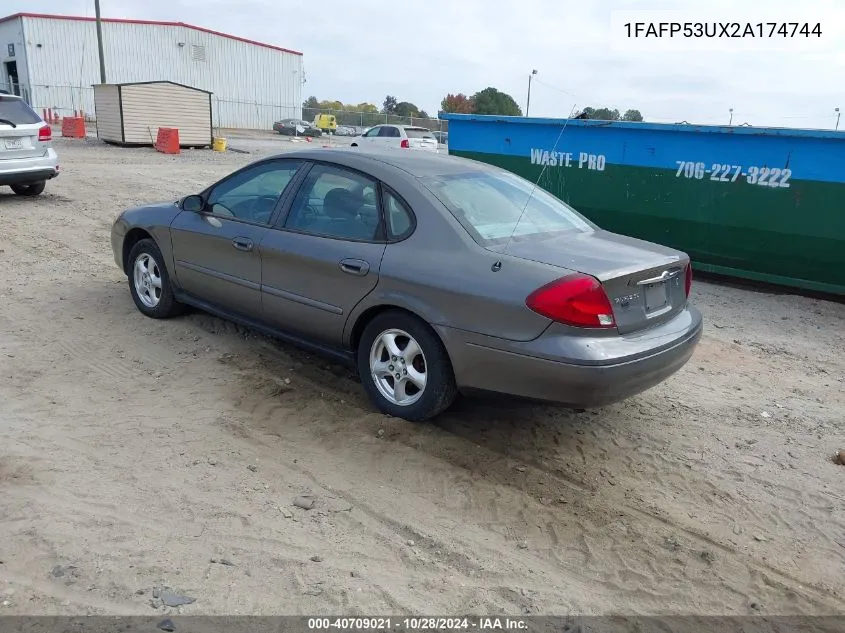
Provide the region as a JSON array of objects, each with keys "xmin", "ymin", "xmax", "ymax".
[{"xmin": 421, "ymin": 169, "xmax": 594, "ymax": 245}]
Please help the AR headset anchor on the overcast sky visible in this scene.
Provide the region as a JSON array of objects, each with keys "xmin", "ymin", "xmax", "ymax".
[{"xmin": 7, "ymin": 0, "xmax": 845, "ymax": 129}]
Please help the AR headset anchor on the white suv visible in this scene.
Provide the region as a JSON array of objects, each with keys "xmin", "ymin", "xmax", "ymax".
[
  {"xmin": 350, "ymin": 124, "xmax": 439, "ymax": 152},
  {"xmin": 0, "ymin": 94, "xmax": 59, "ymax": 196}
]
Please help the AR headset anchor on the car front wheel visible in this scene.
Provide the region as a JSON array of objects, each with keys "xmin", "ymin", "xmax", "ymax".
[
  {"xmin": 127, "ymin": 238, "xmax": 183, "ymax": 318},
  {"xmin": 357, "ymin": 311, "xmax": 458, "ymax": 421},
  {"xmin": 11, "ymin": 181, "xmax": 46, "ymax": 196}
]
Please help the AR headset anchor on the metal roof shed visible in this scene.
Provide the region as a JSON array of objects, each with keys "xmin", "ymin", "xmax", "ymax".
[{"xmin": 93, "ymin": 81, "xmax": 212, "ymax": 147}]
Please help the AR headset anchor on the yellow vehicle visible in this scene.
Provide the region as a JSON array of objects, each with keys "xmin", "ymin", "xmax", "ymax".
[{"xmin": 312, "ymin": 113, "xmax": 337, "ymax": 134}]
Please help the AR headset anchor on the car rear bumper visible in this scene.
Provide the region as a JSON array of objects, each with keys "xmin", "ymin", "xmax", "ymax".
[
  {"xmin": 437, "ymin": 305, "xmax": 703, "ymax": 408},
  {"xmin": 0, "ymin": 149, "xmax": 59, "ymax": 186}
]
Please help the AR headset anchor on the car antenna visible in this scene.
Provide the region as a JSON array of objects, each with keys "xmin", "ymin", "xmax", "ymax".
[{"xmin": 503, "ymin": 103, "xmax": 579, "ymax": 258}]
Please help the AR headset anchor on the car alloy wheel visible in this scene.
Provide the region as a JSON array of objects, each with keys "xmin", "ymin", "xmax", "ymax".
[
  {"xmin": 369, "ymin": 328, "xmax": 427, "ymax": 406},
  {"xmin": 133, "ymin": 252, "xmax": 163, "ymax": 309}
]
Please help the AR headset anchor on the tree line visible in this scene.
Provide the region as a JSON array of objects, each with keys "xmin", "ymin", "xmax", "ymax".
[
  {"xmin": 303, "ymin": 93, "xmax": 644, "ymax": 124},
  {"xmin": 302, "ymin": 96, "xmax": 434, "ymax": 128}
]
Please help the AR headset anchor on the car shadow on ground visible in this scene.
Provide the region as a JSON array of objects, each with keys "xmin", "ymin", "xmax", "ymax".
[{"xmin": 77, "ymin": 277, "xmax": 619, "ymax": 503}]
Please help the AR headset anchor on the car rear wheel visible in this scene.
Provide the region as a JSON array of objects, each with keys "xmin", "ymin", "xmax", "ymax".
[
  {"xmin": 357, "ymin": 311, "xmax": 458, "ymax": 421},
  {"xmin": 11, "ymin": 181, "xmax": 46, "ymax": 196},
  {"xmin": 127, "ymin": 238, "xmax": 184, "ymax": 319}
]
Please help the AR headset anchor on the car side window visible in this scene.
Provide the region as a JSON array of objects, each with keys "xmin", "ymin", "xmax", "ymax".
[
  {"xmin": 206, "ymin": 160, "xmax": 302, "ymax": 224},
  {"xmin": 364, "ymin": 127, "xmax": 381, "ymax": 138},
  {"xmin": 380, "ymin": 126, "xmax": 399, "ymax": 137},
  {"xmin": 382, "ymin": 188, "xmax": 414, "ymax": 240},
  {"xmin": 284, "ymin": 164, "xmax": 382, "ymax": 241}
]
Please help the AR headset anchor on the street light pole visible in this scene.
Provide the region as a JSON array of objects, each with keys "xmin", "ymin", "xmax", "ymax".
[
  {"xmin": 525, "ymin": 69, "xmax": 537, "ymax": 117},
  {"xmin": 836, "ymin": 107, "xmax": 841, "ymax": 131},
  {"xmin": 729, "ymin": 108, "xmax": 733, "ymax": 125},
  {"xmin": 95, "ymin": 0, "xmax": 107, "ymax": 83}
]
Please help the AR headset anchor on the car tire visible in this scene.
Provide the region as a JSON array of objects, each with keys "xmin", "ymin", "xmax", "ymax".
[
  {"xmin": 357, "ymin": 310, "xmax": 458, "ymax": 421},
  {"xmin": 127, "ymin": 238, "xmax": 184, "ymax": 319},
  {"xmin": 11, "ymin": 181, "xmax": 46, "ymax": 196}
]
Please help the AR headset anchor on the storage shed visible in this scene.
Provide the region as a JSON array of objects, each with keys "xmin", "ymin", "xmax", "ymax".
[{"xmin": 93, "ymin": 81, "xmax": 212, "ymax": 147}]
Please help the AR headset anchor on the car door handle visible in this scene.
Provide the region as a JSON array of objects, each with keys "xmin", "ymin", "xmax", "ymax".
[
  {"xmin": 232, "ymin": 237, "xmax": 254, "ymax": 252},
  {"xmin": 339, "ymin": 258, "xmax": 369, "ymax": 276}
]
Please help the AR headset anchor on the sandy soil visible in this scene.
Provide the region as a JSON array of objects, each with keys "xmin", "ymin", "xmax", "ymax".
[{"xmin": 0, "ymin": 137, "xmax": 843, "ymax": 616}]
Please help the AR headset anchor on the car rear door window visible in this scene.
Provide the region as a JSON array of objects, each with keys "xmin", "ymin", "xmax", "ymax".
[
  {"xmin": 206, "ymin": 160, "xmax": 302, "ymax": 224},
  {"xmin": 379, "ymin": 126, "xmax": 400, "ymax": 137},
  {"xmin": 284, "ymin": 164, "xmax": 381, "ymax": 241},
  {"xmin": 382, "ymin": 188, "xmax": 415, "ymax": 240},
  {"xmin": 0, "ymin": 96, "xmax": 41, "ymax": 125}
]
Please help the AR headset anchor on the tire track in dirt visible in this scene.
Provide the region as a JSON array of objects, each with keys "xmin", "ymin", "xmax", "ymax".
[
  {"xmin": 211, "ymin": 337, "xmax": 845, "ymax": 613},
  {"xmin": 216, "ymin": 362, "xmax": 842, "ymax": 606}
]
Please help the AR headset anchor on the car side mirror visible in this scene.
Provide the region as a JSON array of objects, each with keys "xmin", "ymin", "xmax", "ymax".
[{"xmin": 182, "ymin": 194, "xmax": 204, "ymax": 213}]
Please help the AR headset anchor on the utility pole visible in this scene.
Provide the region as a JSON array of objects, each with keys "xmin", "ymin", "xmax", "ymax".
[
  {"xmin": 95, "ymin": 0, "xmax": 107, "ymax": 83},
  {"xmin": 729, "ymin": 108, "xmax": 733, "ymax": 125},
  {"xmin": 525, "ymin": 69, "xmax": 537, "ymax": 117},
  {"xmin": 836, "ymin": 107, "xmax": 841, "ymax": 131}
]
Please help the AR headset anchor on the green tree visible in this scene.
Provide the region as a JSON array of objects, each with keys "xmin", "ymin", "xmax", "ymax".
[
  {"xmin": 418, "ymin": 110, "xmax": 430, "ymax": 119},
  {"xmin": 579, "ymin": 106, "xmax": 643, "ymax": 121},
  {"xmin": 440, "ymin": 93, "xmax": 475, "ymax": 113},
  {"xmin": 395, "ymin": 101, "xmax": 420, "ymax": 117},
  {"xmin": 581, "ymin": 107, "xmax": 620, "ymax": 121},
  {"xmin": 303, "ymin": 96, "xmax": 320, "ymax": 109},
  {"xmin": 382, "ymin": 95, "xmax": 398, "ymax": 114},
  {"xmin": 622, "ymin": 109, "xmax": 644, "ymax": 122},
  {"xmin": 470, "ymin": 87, "xmax": 522, "ymax": 116}
]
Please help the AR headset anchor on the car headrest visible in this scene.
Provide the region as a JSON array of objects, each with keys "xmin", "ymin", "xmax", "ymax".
[{"xmin": 324, "ymin": 188, "xmax": 362, "ymax": 219}]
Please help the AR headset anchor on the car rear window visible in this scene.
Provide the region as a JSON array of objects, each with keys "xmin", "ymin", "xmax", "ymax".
[
  {"xmin": 0, "ymin": 97, "xmax": 41, "ymax": 125},
  {"xmin": 405, "ymin": 128, "xmax": 435, "ymax": 139},
  {"xmin": 421, "ymin": 170, "xmax": 593, "ymax": 245}
]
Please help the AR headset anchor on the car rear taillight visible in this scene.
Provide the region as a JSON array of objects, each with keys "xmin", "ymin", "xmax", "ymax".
[
  {"xmin": 526, "ymin": 273, "xmax": 616, "ymax": 328},
  {"xmin": 400, "ymin": 138, "xmax": 410, "ymax": 148},
  {"xmin": 38, "ymin": 125, "xmax": 52, "ymax": 141},
  {"xmin": 684, "ymin": 262, "xmax": 692, "ymax": 297}
]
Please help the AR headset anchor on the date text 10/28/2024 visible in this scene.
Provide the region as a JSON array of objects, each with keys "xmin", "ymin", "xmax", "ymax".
[
  {"xmin": 675, "ymin": 161, "xmax": 792, "ymax": 188},
  {"xmin": 307, "ymin": 617, "xmax": 528, "ymax": 631}
]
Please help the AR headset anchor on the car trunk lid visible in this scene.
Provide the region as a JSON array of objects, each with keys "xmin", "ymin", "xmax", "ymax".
[
  {"xmin": 0, "ymin": 122, "xmax": 46, "ymax": 160},
  {"xmin": 499, "ymin": 229, "xmax": 689, "ymax": 334},
  {"xmin": 0, "ymin": 96, "xmax": 47, "ymax": 161},
  {"xmin": 405, "ymin": 127, "xmax": 438, "ymax": 151}
]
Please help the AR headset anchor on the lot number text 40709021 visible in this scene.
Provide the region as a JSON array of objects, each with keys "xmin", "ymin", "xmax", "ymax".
[{"xmin": 675, "ymin": 161, "xmax": 792, "ymax": 188}]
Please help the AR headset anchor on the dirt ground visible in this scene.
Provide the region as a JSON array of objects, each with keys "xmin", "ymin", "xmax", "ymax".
[{"xmin": 0, "ymin": 137, "xmax": 843, "ymax": 616}]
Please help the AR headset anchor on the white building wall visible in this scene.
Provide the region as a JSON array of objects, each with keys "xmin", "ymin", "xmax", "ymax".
[
  {"xmin": 20, "ymin": 16, "xmax": 302, "ymax": 129},
  {"xmin": 0, "ymin": 16, "xmax": 32, "ymax": 101}
]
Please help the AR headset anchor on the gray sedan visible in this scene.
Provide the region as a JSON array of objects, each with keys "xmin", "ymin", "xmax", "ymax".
[{"xmin": 111, "ymin": 149, "xmax": 702, "ymax": 421}]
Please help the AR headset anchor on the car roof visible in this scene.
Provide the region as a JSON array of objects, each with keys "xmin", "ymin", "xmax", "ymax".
[
  {"xmin": 277, "ymin": 147, "xmax": 499, "ymax": 178},
  {"xmin": 0, "ymin": 93, "xmax": 22, "ymax": 99}
]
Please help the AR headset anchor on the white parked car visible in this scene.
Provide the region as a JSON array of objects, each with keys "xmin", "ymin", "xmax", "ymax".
[
  {"xmin": 0, "ymin": 93, "xmax": 59, "ymax": 196},
  {"xmin": 350, "ymin": 124, "xmax": 438, "ymax": 152}
]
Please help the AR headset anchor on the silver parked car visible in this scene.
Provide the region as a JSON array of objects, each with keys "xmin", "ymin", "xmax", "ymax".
[
  {"xmin": 111, "ymin": 149, "xmax": 702, "ymax": 421},
  {"xmin": 0, "ymin": 94, "xmax": 59, "ymax": 196}
]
